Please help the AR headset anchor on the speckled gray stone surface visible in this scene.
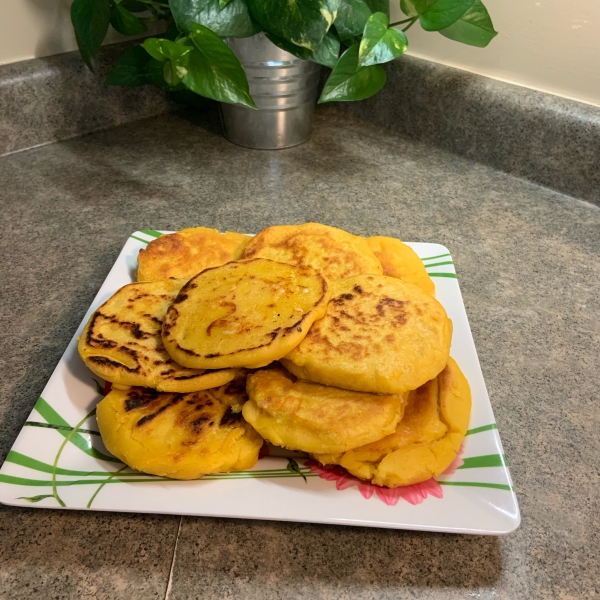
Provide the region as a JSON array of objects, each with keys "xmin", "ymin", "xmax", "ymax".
[
  {"xmin": 328, "ymin": 56, "xmax": 600, "ymax": 206},
  {"xmin": 0, "ymin": 109, "xmax": 598, "ymax": 599},
  {"xmin": 0, "ymin": 43, "xmax": 173, "ymax": 156}
]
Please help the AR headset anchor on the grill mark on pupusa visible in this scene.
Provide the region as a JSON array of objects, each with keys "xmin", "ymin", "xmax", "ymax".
[
  {"xmin": 88, "ymin": 356, "xmax": 141, "ymax": 373},
  {"xmin": 136, "ymin": 396, "xmax": 183, "ymax": 427},
  {"xmin": 220, "ymin": 407, "xmax": 243, "ymax": 426},
  {"xmin": 124, "ymin": 388, "xmax": 161, "ymax": 411}
]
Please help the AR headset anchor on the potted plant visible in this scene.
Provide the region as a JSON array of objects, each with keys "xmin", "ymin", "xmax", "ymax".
[{"xmin": 71, "ymin": 0, "xmax": 496, "ymax": 148}]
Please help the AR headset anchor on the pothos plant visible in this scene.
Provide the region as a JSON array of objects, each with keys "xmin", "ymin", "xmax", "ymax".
[{"xmin": 71, "ymin": 0, "xmax": 497, "ymax": 108}]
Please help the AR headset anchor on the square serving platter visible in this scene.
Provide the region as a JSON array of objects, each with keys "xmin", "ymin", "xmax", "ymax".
[{"xmin": 0, "ymin": 230, "xmax": 520, "ymax": 535}]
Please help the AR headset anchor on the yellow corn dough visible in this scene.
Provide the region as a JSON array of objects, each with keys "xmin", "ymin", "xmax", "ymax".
[
  {"xmin": 240, "ymin": 223, "xmax": 383, "ymax": 280},
  {"xmin": 314, "ymin": 357, "xmax": 471, "ymax": 487},
  {"xmin": 367, "ymin": 236, "xmax": 435, "ymax": 295},
  {"xmin": 96, "ymin": 384, "xmax": 263, "ymax": 480},
  {"xmin": 242, "ymin": 366, "xmax": 406, "ymax": 454},
  {"xmin": 137, "ymin": 227, "xmax": 250, "ymax": 282},
  {"xmin": 162, "ymin": 258, "xmax": 331, "ymax": 370},
  {"xmin": 282, "ymin": 274, "xmax": 452, "ymax": 394},
  {"xmin": 78, "ymin": 279, "xmax": 236, "ymax": 392}
]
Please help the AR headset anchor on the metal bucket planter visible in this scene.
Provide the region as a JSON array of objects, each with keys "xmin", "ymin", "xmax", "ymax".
[{"xmin": 222, "ymin": 34, "xmax": 322, "ymax": 149}]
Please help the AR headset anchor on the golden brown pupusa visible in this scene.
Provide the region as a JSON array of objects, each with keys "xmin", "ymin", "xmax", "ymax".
[
  {"xmin": 367, "ymin": 236, "xmax": 435, "ymax": 295},
  {"xmin": 314, "ymin": 357, "xmax": 472, "ymax": 487},
  {"xmin": 240, "ymin": 223, "xmax": 383, "ymax": 280},
  {"xmin": 78, "ymin": 279, "xmax": 236, "ymax": 392},
  {"xmin": 242, "ymin": 366, "xmax": 406, "ymax": 454},
  {"xmin": 137, "ymin": 227, "xmax": 250, "ymax": 282},
  {"xmin": 282, "ymin": 274, "xmax": 452, "ymax": 394},
  {"xmin": 161, "ymin": 258, "xmax": 331, "ymax": 370},
  {"xmin": 96, "ymin": 384, "xmax": 263, "ymax": 479}
]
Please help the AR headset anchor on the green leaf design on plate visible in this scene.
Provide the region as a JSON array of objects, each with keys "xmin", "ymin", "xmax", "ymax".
[
  {"xmin": 5, "ymin": 451, "xmax": 119, "ymax": 477},
  {"xmin": 424, "ymin": 260, "xmax": 453, "ymax": 268},
  {"xmin": 180, "ymin": 23, "xmax": 257, "ymax": 108},
  {"xmin": 71, "ymin": 0, "xmax": 111, "ymax": 71},
  {"xmin": 459, "ymin": 454, "xmax": 506, "ymax": 469},
  {"xmin": 287, "ymin": 458, "xmax": 307, "ymax": 482},
  {"xmin": 17, "ymin": 494, "xmax": 55, "ymax": 503},
  {"xmin": 266, "ymin": 31, "xmax": 340, "ymax": 68},
  {"xmin": 333, "ymin": 0, "xmax": 388, "ymax": 41},
  {"xmin": 24, "ymin": 421, "xmax": 101, "ymax": 436},
  {"xmin": 33, "ymin": 397, "xmax": 120, "ymax": 463},
  {"xmin": 170, "ymin": 0, "xmax": 260, "ymax": 38},
  {"xmin": 140, "ymin": 229, "xmax": 163, "ymax": 238},
  {"xmin": 110, "ymin": 3, "xmax": 148, "ymax": 35},
  {"xmin": 358, "ymin": 13, "xmax": 408, "ymax": 67},
  {"xmin": 439, "ymin": 481, "xmax": 513, "ymax": 491},
  {"xmin": 419, "ymin": 0, "xmax": 475, "ymax": 32},
  {"xmin": 439, "ymin": 0, "xmax": 497, "ymax": 47},
  {"xmin": 0, "ymin": 475, "xmax": 169, "ymax": 487},
  {"xmin": 466, "ymin": 423, "xmax": 498, "ymax": 435},
  {"xmin": 92, "ymin": 378, "xmax": 106, "ymax": 395},
  {"xmin": 319, "ymin": 44, "xmax": 386, "ymax": 103},
  {"xmin": 87, "ymin": 466, "xmax": 129, "ymax": 508},
  {"xmin": 248, "ymin": 0, "xmax": 340, "ymax": 51},
  {"xmin": 420, "ymin": 252, "xmax": 451, "ymax": 262}
]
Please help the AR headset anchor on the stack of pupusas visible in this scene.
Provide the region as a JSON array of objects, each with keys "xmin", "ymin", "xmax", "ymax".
[{"xmin": 78, "ymin": 224, "xmax": 471, "ymax": 487}]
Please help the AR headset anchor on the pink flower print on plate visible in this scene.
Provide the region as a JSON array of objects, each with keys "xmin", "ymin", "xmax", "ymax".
[{"xmin": 304, "ymin": 460, "xmax": 444, "ymax": 506}]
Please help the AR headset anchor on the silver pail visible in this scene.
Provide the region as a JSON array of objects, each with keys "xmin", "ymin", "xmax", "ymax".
[{"xmin": 221, "ymin": 34, "xmax": 322, "ymax": 149}]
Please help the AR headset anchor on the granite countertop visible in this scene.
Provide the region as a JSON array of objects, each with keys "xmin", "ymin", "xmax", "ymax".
[{"xmin": 0, "ymin": 108, "xmax": 598, "ymax": 599}]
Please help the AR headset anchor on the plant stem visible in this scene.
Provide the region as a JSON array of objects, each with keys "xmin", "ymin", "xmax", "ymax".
[
  {"xmin": 402, "ymin": 17, "xmax": 418, "ymax": 32},
  {"xmin": 389, "ymin": 17, "xmax": 415, "ymax": 27}
]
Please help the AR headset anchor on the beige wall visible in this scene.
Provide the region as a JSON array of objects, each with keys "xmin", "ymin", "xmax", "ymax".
[
  {"xmin": 1, "ymin": 0, "xmax": 599, "ymax": 107},
  {"xmin": 0, "ymin": 0, "xmax": 161, "ymax": 66},
  {"xmin": 391, "ymin": 0, "xmax": 600, "ymax": 107}
]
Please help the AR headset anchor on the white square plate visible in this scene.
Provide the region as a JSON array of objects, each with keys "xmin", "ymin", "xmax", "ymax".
[{"xmin": 0, "ymin": 231, "xmax": 520, "ymax": 535}]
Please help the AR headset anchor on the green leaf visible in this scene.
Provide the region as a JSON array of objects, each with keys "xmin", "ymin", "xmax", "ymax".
[
  {"xmin": 105, "ymin": 45, "xmax": 151, "ymax": 86},
  {"xmin": 419, "ymin": 0, "xmax": 475, "ymax": 32},
  {"xmin": 170, "ymin": 0, "xmax": 260, "ymax": 38},
  {"xmin": 219, "ymin": 0, "xmax": 234, "ymax": 8},
  {"xmin": 71, "ymin": 0, "xmax": 111, "ymax": 71},
  {"xmin": 17, "ymin": 495, "xmax": 55, "ymax": 503},
  {"xmin": 439, "ymin": 0, "xmax": 497, "ymax": 47},
  {"xmin": 332, "ymin": 0, "xmax": 387, "ymax": 41},
  {"xmin": 266, "ymin": 31, "xmax": 340, "ymax": 68},
  {"xmin": 120, "ymin": 0, "xmax": 148, "ymax": 12},
  {"xmin": 144, "ymin": 58, "xmax": 186, "ymax": 90},
  {"xmin": 181, "ymin": 23, "xmax": 257, "ymax": 108},
  {"xmin": 247, "ymin": 0, "xmax": 340, "ymax": 51},
  {"xmin": 359, "ymin": 12, "xmax": 408, "ymax": 66},
  {"xmin": 409, "ymin": 0, "xmax": 437, "ymax": 14},
  {"xmin": 319, "ymin": 43, "xmax": 385, "ymax": 102},
  {"xmin": 143, "ymin": 38, "xmax": 192, "ymax": 61},
  {"xmin": 399, "ymin": 0, "xmax": 418, "ymax": 17},
  {"xmin": 163, "ymin": 60, "xmax": 186, "ymax": 86},
  {"xmin": 110, "ymin": 2, "xmax": 148, "ymax": 35}
]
